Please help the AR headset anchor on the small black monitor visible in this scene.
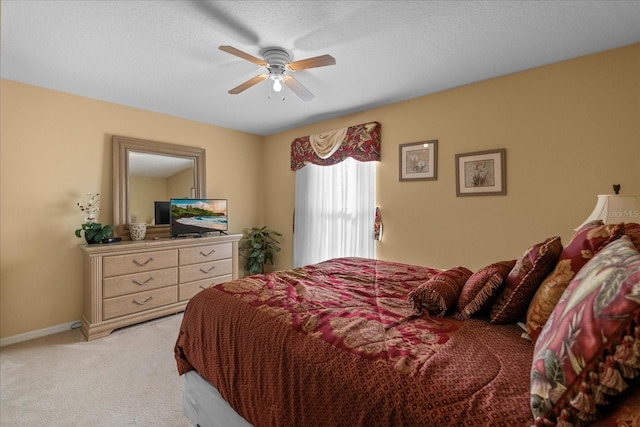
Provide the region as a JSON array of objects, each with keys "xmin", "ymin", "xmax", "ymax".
[{"xmin": 154, "ymin": 201, "xmax": 170, "ymax": 225}]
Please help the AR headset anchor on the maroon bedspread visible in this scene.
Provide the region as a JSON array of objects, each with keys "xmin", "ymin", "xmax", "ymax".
[{"xmin": 175, "ymin": 257, "xmax": 534, "ymax": 426}]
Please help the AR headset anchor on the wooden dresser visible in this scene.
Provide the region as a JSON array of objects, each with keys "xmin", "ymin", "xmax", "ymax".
[{"xmin": 79, "ymin": 234, "xmax": 241, "ymax": 340}]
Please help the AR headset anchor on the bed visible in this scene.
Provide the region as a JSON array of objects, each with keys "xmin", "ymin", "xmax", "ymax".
[{"xmin": 175, "ymin": 223, "xmax": 640, "ymax": 427}]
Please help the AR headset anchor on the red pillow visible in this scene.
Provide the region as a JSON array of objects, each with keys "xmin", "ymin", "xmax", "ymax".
[
  {"xmin": 490, "ymin": 236, "xmax": 562, "ymax": 324},
  {"xmin": 526, "ymin": 221, "xmax": 624, "ymax": 342},
  {"xmin": 408, "ymin": 267, "xmax": 472, "ymax": 317},
  {"xmin": 455, "ymin": 260, "xmax": 516, "ymax": 320}
]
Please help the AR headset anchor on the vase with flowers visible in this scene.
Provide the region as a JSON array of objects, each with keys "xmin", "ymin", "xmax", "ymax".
[{"xmin": 74, "ymin": 193, "xmax": 114, "ymax": 244}]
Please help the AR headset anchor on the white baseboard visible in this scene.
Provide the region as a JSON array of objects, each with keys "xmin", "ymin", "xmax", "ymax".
[{"xmin": 0, "ymin": 320, "xmax": 80, "ymax": 347}]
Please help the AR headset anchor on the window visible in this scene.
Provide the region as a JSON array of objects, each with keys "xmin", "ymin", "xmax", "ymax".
[{"xmin": 293, "ymin": 157, "xmax": 376, "ymax": 267}]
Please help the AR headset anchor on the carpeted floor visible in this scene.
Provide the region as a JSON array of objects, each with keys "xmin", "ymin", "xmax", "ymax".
[{"xmin": 0, "ymin": 313, "xmax": 191, "ymax": 426}]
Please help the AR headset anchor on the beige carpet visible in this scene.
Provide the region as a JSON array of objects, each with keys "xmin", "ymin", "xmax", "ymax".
[{"xmin": 0, "ymin": 313, "xmax": 191, "ymax": 426}]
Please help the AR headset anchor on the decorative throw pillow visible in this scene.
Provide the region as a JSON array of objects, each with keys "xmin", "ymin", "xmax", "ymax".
[
  {"xmin": 490, "ymin": 236, "xmax": 562, "ymax": 324},
  {"xmin": 530, "ymin": 235, "xmax": 640, "ymax": 425},
  {"xmin": 408, "ymin": 267, "xmax": 472, "ymax": 317},
  {"xmin": 454, "ymin": 260, "xmax": 516, "ymax": 320},
  {"xmin": 526, "ymin": 221, "xmax": 624, "ymax": 342}
]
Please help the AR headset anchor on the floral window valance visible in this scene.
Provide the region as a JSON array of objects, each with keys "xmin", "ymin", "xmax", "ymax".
[{"xmin": 290, "ymin": 121, "xmax": 381, "ymax": 171}]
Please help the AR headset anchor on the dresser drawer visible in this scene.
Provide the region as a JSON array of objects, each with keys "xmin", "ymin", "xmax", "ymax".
[
  {"xmin": 103, "ymin": 286, "xmax": 177, "ymax": 320},
  {"xmin": 180, "ymin": 243, "xmax": 232, "ymax": 265},
  {"xmin": 178, "ymin": 274, "xmax": 232, "ymax": 301},
  {"xmin": 103, "ymin": 250, "xmax": 178, "ymax": 277},
  {"xmin": 103, "ymin": 268, "xmax": 178, "ymax": 299},
  {"xmin": 180, "ymin": 259, "xmax": 232, "ymax": 283}
]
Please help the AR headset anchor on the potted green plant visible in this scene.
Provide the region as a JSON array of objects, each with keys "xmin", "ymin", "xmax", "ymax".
[
  {"xmin": 75, "ymin": 222, "xmax": 114, "ymax": 244},
  {"xmin": 239, "ymin": 226, "xmax": 282, "ymax": 274},
  {"xmin": 74, "ymin": 192, "xmax": 114, "ymax": 244}
]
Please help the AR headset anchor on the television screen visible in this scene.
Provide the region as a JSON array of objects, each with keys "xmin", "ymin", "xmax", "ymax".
[
  {"xmin": 170, "ymin": 199, "xmax": 228, "ymax": 236},
  {"xmin": 154, "ymin": 201, "xmax": 170, "ymax": 225}
]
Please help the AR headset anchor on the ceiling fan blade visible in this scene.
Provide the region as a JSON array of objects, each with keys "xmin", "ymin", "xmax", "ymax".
[
  {"xmin": 228, "ymin": 74, "xmax": 267, "ymax": 94},
  {"xmin": 219, "ymin": 45, "xmax": 266, "ymax": 67},
  {"xmin": 284, "ymin": 76, "xmax": 314, "ymax": 102},
  {"xmin": 287, "ymin": 54, "xmax": 336, "ymax": 71}
]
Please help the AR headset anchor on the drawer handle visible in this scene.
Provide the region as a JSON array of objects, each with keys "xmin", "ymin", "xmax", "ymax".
[
  {"xmin": 133, "ymin": 296, "xmax": 153, "ymax": 305},
  {"xmin": 132, "ymin": 257, "xmax": 154, "ymax": 267},
  {"xmin": 200, "ymin": 249, "xmax": 216, "ymax": 257},
  {"xmin": 199, "ymin": 283, "xmax": 216, "ymax": 290},
  {"xmin": 200, "ymin": 266, "xmax": 216, "ymax": 274},
  {"xmin": 132, "ymin": 277, "xmax": 153, "ymax": 285}
]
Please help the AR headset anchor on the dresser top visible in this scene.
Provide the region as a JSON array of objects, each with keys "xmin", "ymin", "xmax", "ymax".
[{"xmin": 79, "ymin": 233, "xmax": 242, "ymax": 255}]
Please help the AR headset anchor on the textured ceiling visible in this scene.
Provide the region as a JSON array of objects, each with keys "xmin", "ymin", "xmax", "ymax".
[{"xmin": 2, "ymin": 1, "xmax": 639, "ymax": 136}]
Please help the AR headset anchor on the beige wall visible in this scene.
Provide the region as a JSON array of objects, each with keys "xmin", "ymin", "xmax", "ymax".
[
  {"xmin": 130, "ymin": 176, "xmax": 168, "ymax": 224},
  {"xmin": 168, "ymin": 168, "xmax": 196, "ymax": 199},
  {"xmin": 264, "ymin": 44, "xmax": 640, "ymax": 272},
  {"xmin": 1, "ymin": 44, "xmax": 638, "ymax": 340},
  {"xmin": 0, "ymin": 80, "xmax": 264, "ymax": 338},
  {"xmin": 129, "ymin": 168, "xmax": 195, "ymax": 224}
]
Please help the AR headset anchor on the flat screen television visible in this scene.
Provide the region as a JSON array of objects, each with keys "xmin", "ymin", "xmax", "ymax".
[
  {"xmin": 170, "ymin": 199, "xmax": 228, "ymax": 237},
  {"xmin": 154, "ymin": 201, "xmax": 170, "ymax": 225}
]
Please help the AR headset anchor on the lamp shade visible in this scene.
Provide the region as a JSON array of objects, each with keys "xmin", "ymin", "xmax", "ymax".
[{"xmin": 576, "ymin": 194, "xmax": 640, "ymax": 230}]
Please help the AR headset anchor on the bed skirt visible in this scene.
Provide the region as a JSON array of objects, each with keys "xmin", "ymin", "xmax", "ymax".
[{"xmin": 183, "ymin": 370, "xmax": 252, "ymax": 427}]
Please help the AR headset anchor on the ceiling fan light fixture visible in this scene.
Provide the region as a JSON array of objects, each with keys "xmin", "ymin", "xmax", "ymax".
[
  {"xmin": 269, "ymin": 66, "xmax": 285, "ymax": 93},
  {"xmin": 272, "ymin": 77, "xmax": 283, "ymax": 93},
  {"xmin": 267, "ymin": 67, "xmax": 285, "ymax": 100}
]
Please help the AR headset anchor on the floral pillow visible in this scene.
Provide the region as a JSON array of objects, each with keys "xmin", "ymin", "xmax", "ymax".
[
  {"xmin": 530, "ymin": 235, "xmax": 640, "ymax": 425},
  {"xmin": 408, "ymin": 267, "xmax": 472, "ymax": 317},
  {"xmin": 526, "ymin": 221, "xmax": 624, "ymax": 342},
  {"xmin": 490, "ymin": 236, "xmax": 562, "ymax": 324},
  {"xmin": 454, "ymin": 260, "xmax": 516, "ymax": 320}
]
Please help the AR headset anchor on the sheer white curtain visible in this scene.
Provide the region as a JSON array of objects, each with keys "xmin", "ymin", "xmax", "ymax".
[{"xmin": 293, "ymin": 157, "xmax": 376, "ymax": 267}]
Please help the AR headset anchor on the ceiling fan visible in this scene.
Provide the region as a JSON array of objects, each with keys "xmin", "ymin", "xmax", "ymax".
[{"xmin": 219, "ymin": 45, "xmax": 336, "ymax": 102}]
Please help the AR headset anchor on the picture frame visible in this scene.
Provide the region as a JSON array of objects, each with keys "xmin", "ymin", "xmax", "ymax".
[
  {"xmin": 455, "ymin": 148, "xmax": 506, "ymax": 196},
  {"xmin": 399, "ymin": 140, "xmax": 438, "ymax": 181}
]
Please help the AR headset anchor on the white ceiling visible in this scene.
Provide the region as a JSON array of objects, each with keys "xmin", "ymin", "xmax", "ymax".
[
  {"xmin": 128, "ymin": 151, "xmax": 194, "ymax": 178},
  {"xmin": 2, "ymin": 1, "xmax": 639, "ymax": 136}
]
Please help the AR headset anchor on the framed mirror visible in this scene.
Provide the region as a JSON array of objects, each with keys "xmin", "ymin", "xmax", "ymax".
[{"xmin": 113, "ymin": 135, "xmax": 206, "ymax": 239}]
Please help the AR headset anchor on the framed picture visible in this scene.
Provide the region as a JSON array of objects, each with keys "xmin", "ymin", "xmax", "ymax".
[
  {"xmin": 399, "ymin": 140, "xmax": 438, "ymax": 181},
  {"xmin": 455, "ymin": 148, "xmax": 506, "ymax": 196}
]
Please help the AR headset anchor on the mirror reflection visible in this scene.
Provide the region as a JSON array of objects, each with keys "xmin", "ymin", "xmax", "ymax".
[
  {"xmin": 112, "ymin": 135, "xmax": 206, "ymax": 239},
  {"xmin": 128, "ymin": 152, "xmax": 195, "ymax": 224}
]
